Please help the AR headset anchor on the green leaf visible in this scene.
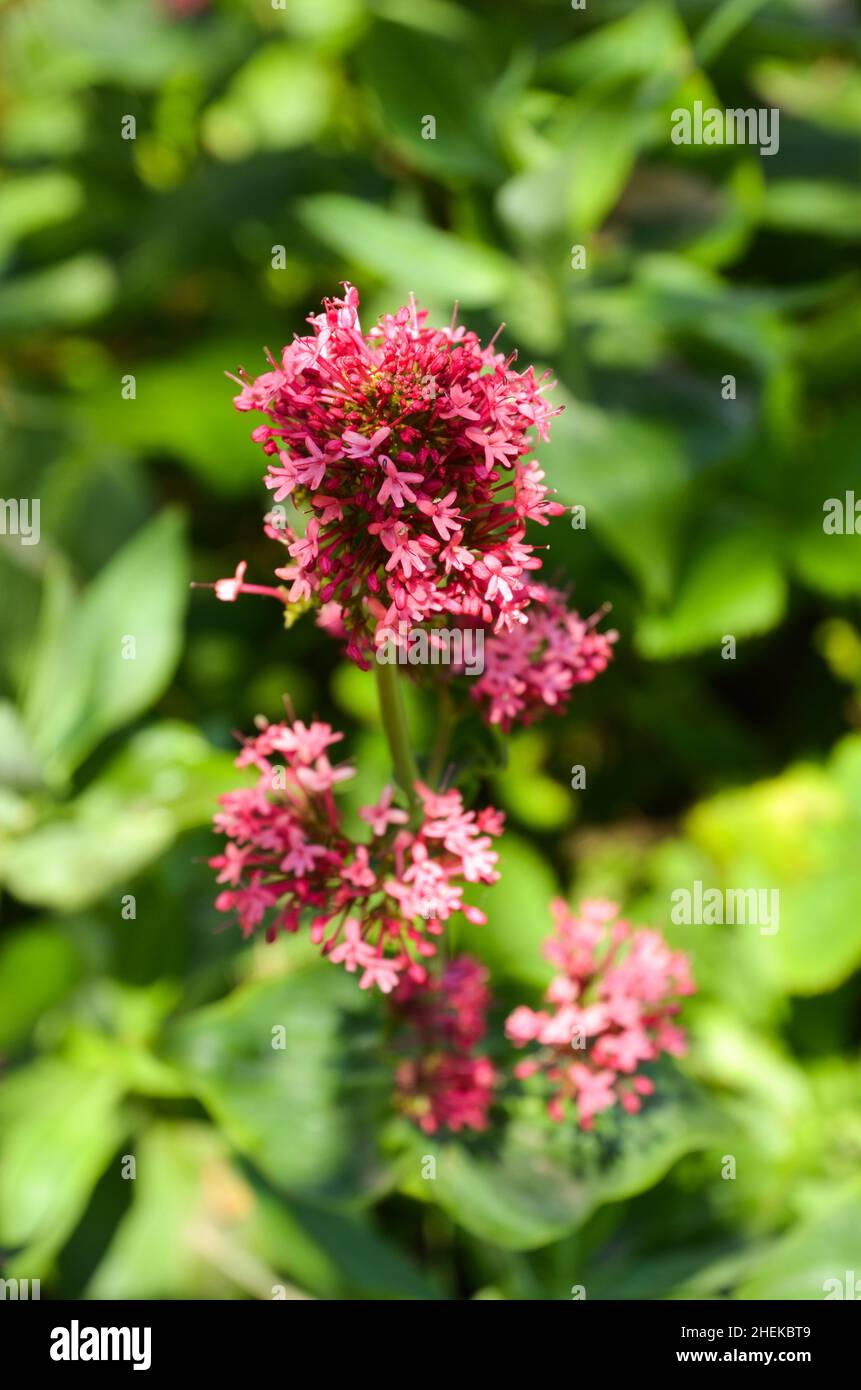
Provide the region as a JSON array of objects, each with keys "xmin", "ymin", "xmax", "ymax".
[
  {"xmin": 356, "ymin": 20, "xmax": 504, "ymax": 182},
  {"xmin": 164, "ymin": 969, "xmax": 390, "ymax": 1198},
  {"xmin": 762, "ymin": 182, "xmax": 861, "ymax": 240},
  {"xmin": 298, "ymin": 195, "xmax": 518, "ymax": 307},
  {"xmin": 23, "ymin": 510, "xmax": 189, "ymax": 778},
  {"xmin": 734, "ymin": 1186, "xmax": 861, "ymax": 1299},
  {"xmin": 202, "ymin": 45, "xmax": 336, "ymax": 161},
  {"xmin": 86, "ymin": 1123, "xmax": 275, "ymax": 1299},
  {"xmin": 753, "ymin": 57, "xmax": 861, "ymax": 136},
  {"xmin": 0, "ymin": 551, "xmax": 42, "ymax": 691},
  {"xmin": 541, "ymin": 390, "xmax": 691, "ymax": 604},
  {"xmin": 772, "ymin": 862, "xmax": 861, "ymax": 995},
  {"xmin": 0, "ymin": 722, "xmax": 241, "ymax": 911},
  {"xmin": 690, "ymin": 1006, "xmax": 809, "ymax": 1118},
  {"xmin": 0, "ymin": 1059, "xmax": 124, "ymax": 1265},
  {"xmin": 73, "ymin": 343, "xmax": 263, "ymax": 495},
  {"xmin": 274, "ymin": 0, "xmax": 367, "ymax": 44},
  {"xmin": 420, "ymin": 1139, "xmax": 590, "ymax": 1251},
  {"xmin": 0, "ymin": 811, "xmax": 173, "ymax": 913},
  {"xmin": 16, "ymin": 554, "xmax": 77, "ymax": 737},
  {"xmin": 494, "ymin": 732, "xmax": 572, "ymax": 833},
  {"xmin": 497, "ymin": 158, "xmax": 576, "ymax": 246},
  {"xmin": 7, "ymin": 0, "xmax": 232, "ymax": 91},
  {"xmin": 0, "ymin": 255, "xmax": 116, "ymax": 334},
  {"xmin": 87, "ymin": 1122, "xmax": 437, "ymax": 1299},
  {"xmin": 89, "ymin": 720, "xmax": 245, "ymax": 832},
  {"xmin": 0, "ymin": 699, "xmax": 44, "ymax": 791},
  {"xmin": 790, "ymin": 409, "xmax": 861, "ymax": 598},
  {"xmin": 685, "ymin": 744, "xmax": 861, "ymax": 994},
  {"xmin": 544, "ymin": 1, "xmax": 690, "ymax": 90},
  {"xmin": 65, "ymin": 1009, "xmax": 193, "ymax": 1102},
  {"xmin": 0, "ymin": 172, "xmax": 83, "ymax": 267},
  {"xmin": 637, "ymin": 528, "xmax": 786, "ymax": 659},
  {"xmin": 0, "ymin": 923, "xmax": 82, "ymax": 1052},
  {"xmin": 277, "ymin": 1198, "xmax": 441, "ymax": 1300},
  {"xmin": 694, "ymin": 0, "xmax": 771, "ymax": 65},
  {"xmin": 563, "ymin": 97, "xmax": 653, "ymax": 234},
  {"xmin": 412, "ymin": 1077, "xmax": 718, "ymax": 1250}
]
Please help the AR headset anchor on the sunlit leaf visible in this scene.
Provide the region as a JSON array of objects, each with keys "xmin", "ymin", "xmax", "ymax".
[
  {"xmin": 23, "ymin": 510, "xmax": 189, "ymax": 778},
  {"xmin": 298, "ymin": 195, "xmax": 518, "ymax": 307}
]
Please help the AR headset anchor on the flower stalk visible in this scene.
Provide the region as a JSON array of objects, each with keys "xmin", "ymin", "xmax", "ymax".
[
  {"xmin": 426, "ymin": 686, "xmax": 455, "ymax": 790},
  {"xmin": 374, "ymin": 658, "xmax": 420, "ymax": 813}
]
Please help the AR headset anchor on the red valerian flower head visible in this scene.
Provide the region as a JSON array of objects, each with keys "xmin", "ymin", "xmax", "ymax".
[
  {"xmin": 391, "ymin": 956, "xmax": 496, "ymax": 1133},
  {"xmin": 209, "ymin": 715, "xmax": 504, "ymax": 993},
  {"xmin": 229, "ymin": 284, "xmax": 564, "ymax": 666},
  {"xmin": 505, "ymin": 899, "xmax": 695, "ymax": 1128},
  {"xmin": 467, "ymin": 584, "xmax": 617, "ymax": 731}
]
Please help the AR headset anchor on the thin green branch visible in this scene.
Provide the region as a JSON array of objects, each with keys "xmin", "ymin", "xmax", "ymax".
[{"xmin": 374, "ymin": 659, "xmax": 420, "ymax": 812}]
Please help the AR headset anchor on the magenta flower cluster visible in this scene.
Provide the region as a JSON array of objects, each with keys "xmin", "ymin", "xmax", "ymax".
[
  {"xmin": 390, "ymin": 956, "xmax": 496, "ymax": 1134},
  {"xmin": 506, "ymin": 899, "xmax": 695, "ymax": 1128},
  {"xmin": 207, "ymin": 286, "xmax": 692, "ymax": 1137},
  {"xmin": 216, "ymin": 285, "xmax": 616, "ymax": 730},
  {"xmin": 210, "ymin": 717, "xmax": 502, "ymax": 994},
  {"xmin": 471, "ymin": 584, "xmax": 618, "ymax": 730},
  {"xmin": 226, "ymin": 284, "xmax": 566, "ymax": 663}
]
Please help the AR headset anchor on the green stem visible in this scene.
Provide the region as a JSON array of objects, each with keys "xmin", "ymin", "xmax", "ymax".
[
  {"xmin": 374, "ymin": 660, "xmax": 420, "ymax": 811},
  {"xmin": 426, "ymin": 686, "xmax": 455, "ymax": 790}
]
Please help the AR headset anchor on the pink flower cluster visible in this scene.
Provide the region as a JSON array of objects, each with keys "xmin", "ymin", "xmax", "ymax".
[
  {"xmin": 228, "ymin": 283, "xmax": 564, "ymax": 665},
  {"xmin": 391, "ymin": 956, "xmax": 496, "ymax": 1133},
  {"xmin": 506, "ymin": 899, "xmax": 695, "ymax": 1128},
  {"xmin": 468, "ymin": 585, "xmax": 618, "ymax": 731},
  {"xmin": 209, "ymin": 717, "xmax": 503, "ymax": 993}
]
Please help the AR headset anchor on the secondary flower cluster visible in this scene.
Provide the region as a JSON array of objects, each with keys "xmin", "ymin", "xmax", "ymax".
[
  {"xmin": 228, "ymin": 283, "xmax": 564, "ymax": 666},
  {"xmin": 390, "ymin": 956, "xmax": 496, "ymax": 1133},
  {"xmin": 209, "ymin": 717, "xmax": 503, "ymax": 993},
  {"xmin": 506, "ymin": 898, "xmax": 695, "ymax": 1128},
  {"xmin": 468, "ymin": 585, "xmax": 618, "ymax": 731}
]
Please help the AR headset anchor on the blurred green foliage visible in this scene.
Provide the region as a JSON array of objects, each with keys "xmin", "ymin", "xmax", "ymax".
[{"xmin": 0, "ymin": 0, "xmax": 860, "ymax": 1300}]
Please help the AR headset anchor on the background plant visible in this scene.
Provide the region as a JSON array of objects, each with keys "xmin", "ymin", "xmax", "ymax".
[{"xmin": 1, "ymin": 0, "xmax": 860, "ymax": 1300}]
